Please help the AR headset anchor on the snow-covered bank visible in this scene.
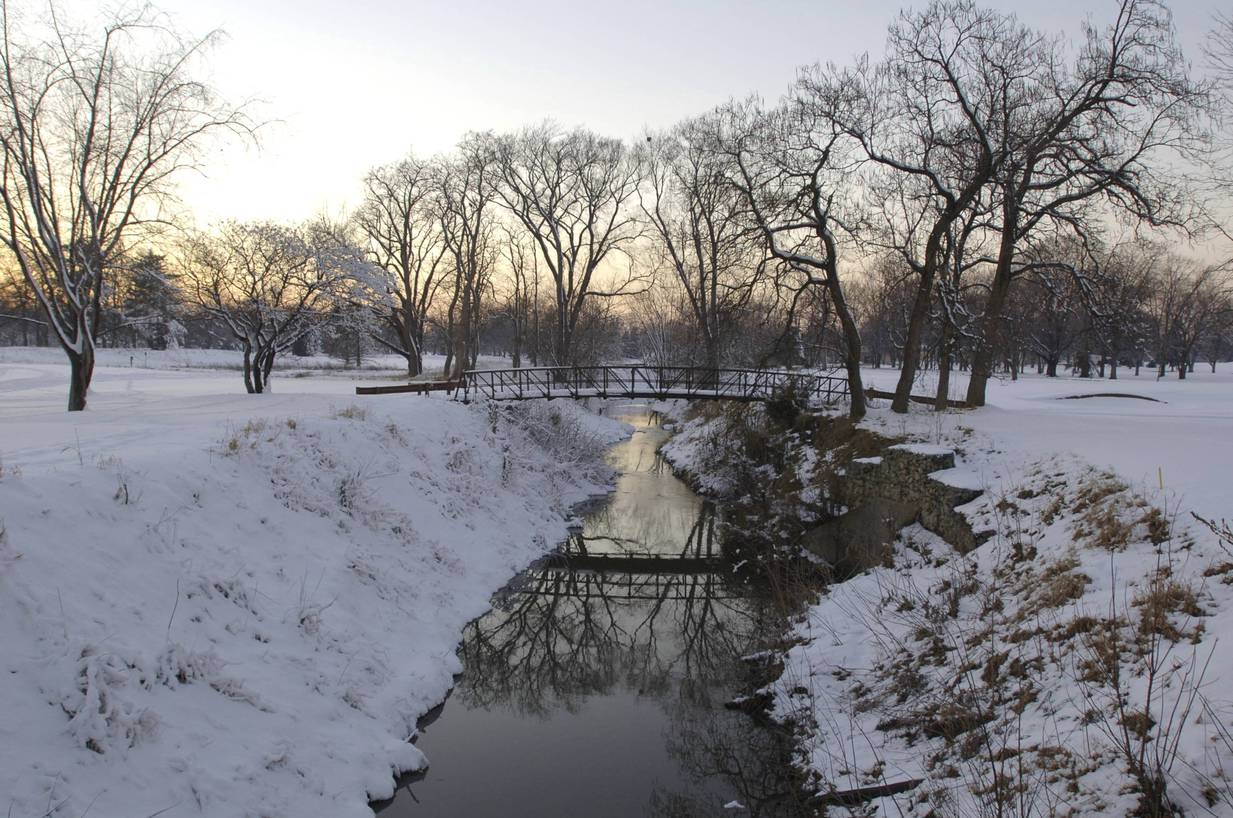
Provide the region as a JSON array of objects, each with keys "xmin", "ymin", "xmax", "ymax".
[
  {"xmin": 0, "ymin": 361, "xmax": 627, "ymax": 817},
  {"xmin": 661, "ymin": 367, "xmax": 1233, "ymax": 816}
]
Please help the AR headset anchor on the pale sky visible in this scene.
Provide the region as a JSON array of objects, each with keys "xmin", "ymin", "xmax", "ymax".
[{"xmin": 65, "ymin": 0, "xmax": 1229, "ymax": 226}]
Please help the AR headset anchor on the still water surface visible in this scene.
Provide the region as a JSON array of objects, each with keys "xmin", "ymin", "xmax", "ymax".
[{"xmin": 376, "ymin": 406, "xmax": 810, "ymax": 817}]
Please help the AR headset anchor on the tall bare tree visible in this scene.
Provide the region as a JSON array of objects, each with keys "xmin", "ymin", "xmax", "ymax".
[
  {"xmin": 0, "ymin": 3, "xmax": 251, "ymax": 409},
  {"xmin": 963, "ymin": 0, "xmax": 1205, "ymax": 406},
  {"xmin": 498, "ymin": 223, "xmax": 538, "ymax": 368},
  {"xmin": 709, "ymin": 97, "xmax": 868, "ymax": 419},
  {"xmin": 824, "ymin": 1, "xmax": 1022, "ymax": 413},
  {"xmin": 637, "ymin": 116, "xmax": 765, "ymax": 372},
  {"xmin": 438, "ymin": 135, "xmax": 498, "ymax": 380},
  {"xmin": 353, "ymin": 154, "xmax": 445, "ymax": 377},
  {"xmin": 493, "ymin": 123, "xmax": 643, "ymax": 365}
]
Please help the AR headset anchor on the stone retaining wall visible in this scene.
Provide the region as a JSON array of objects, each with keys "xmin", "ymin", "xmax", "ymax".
[{"xmin": 802, "ymin": 443, "xmax": 991, "ymax": 572}]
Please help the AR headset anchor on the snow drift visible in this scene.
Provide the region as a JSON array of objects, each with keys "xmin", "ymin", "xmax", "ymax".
[{"xmin": 0, "ymin": 367, "xmax": 625, "ymax": 817}]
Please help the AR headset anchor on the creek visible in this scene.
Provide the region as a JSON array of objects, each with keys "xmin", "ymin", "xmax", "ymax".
[{"xmin": 374, "ymin": 405, "xmax": 813, "ymax": 817}]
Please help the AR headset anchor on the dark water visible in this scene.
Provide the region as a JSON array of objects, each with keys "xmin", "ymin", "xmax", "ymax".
[{"xmin": 375, "ymin": 406, "xmax": 812, "ymax": 817}]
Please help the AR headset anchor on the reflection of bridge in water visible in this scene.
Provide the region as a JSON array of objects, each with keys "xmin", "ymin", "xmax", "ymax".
[
  {"xmin": 524, "ymin": 561, "xmax": 744, "ymax": 601},
  {"xmin": 532, "ymin": 526, "xmax": 741, "ymax": 599}
]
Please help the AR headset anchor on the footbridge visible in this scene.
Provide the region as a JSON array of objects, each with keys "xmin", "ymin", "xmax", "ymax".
[{"xmin": 455, "ymin": 365, "xmax": 847, "ymax": 405}]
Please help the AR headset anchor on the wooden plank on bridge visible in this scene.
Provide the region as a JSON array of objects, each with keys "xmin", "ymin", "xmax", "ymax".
[
  {"xmin": 355, "ymin": 379, "xmax": 462, "ymax": 396},
  {"xmin": 865, "ymin": 387, "xmax": 969, "ymax": 409}
]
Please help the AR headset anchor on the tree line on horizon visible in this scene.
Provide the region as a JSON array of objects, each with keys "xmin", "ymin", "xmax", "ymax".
[{"xmin": 0, "ymin": 0, "xmax": 1231, "ymax": 412}]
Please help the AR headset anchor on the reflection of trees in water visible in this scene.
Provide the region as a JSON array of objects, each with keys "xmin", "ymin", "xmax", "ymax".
[
  {"xmin": 581, "ymin": 489, "xmax": 716, "ymax": 557},
  {"xmin": 568, "ymin": 501, "xmax": 721, "ymax": 559},
  {"xmin": 454, "ymin": 502, "xmax": 781, "ymax": 719},
  {"xmin": 455, "ymin": 566, "xmax": 776, "ymax": 716},
  {"xmin": 648, "ymin": 698, "xmax": 817, "ymax": 818}
]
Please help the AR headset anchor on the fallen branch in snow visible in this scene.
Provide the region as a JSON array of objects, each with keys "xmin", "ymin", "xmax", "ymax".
[
  {"xmin": 1192, "ymin": 513, "xmax": 1233, "ymax": 555},
  {"xmin": 1059, "ymin": 392, "xmax": 1165, "ymax": 403},
  {"xmin": 815, "ymin": 777, "xmax": 924, "ymax": 806}
]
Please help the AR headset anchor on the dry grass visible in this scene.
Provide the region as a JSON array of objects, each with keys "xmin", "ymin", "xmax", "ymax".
[
  {"xmin": 332, "ymin": 404, "xmax": 369, "ymax": 421},
  {"xmin": 1133, "ymin": 574, "xmax": 1205, "ymax": 644}
]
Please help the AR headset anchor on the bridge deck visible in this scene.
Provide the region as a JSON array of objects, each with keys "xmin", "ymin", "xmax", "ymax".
[{"xmin": 460, "ymin": 365, "xmax": 847, "ymax": 405}]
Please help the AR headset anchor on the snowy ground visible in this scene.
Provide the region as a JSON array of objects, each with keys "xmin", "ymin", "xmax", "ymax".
[
  {"xmin": 0, "ymin": 352, "xmax": 627, "ymax": 817},
  {"xmin": 860, "ymin": 364, "xmax": 1233, "ymax": 524},
  {"xmin": 0, "ymin": 345, "xmax": 512, "ymax": 380}
]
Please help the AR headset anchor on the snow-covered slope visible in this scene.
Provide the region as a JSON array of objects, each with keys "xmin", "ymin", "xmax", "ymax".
[
  {"xmin": 0, "ymin": 360, "xmax": 626, "ymax": 817},
  {"xmin": 665, "ymin": 365, "xmax": 1233, "ymax": 816}
]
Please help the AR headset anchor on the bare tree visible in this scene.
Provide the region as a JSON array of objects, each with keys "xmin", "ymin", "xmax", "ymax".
[
  {"xmin": 438, "ymin": 135, "xmax": 498, "ymax": 380},
  {"xmin": 1204, "ymin": 10, "xmax": 1233, "ymax": 182},
  {"xmin": 709, "ymin": 97, "xmax": 868, "ymax": 419},
  {"xmin": 1154, "ymin": 260, "xmax": 1229, "ymax": 379},
  {"xmin": 636, "ymin": 116, "xmax": 766, "ymax": 372},
  {"xmin": 497, "ymin": 223, "xmax": 538, "ymax": 368},
  {"xmin": 1090, "ymin": 242, "xmax": 1158, "ymax": 379},
  {"xmin": 963, "ymin": 0, "xmax": 1205, "ymax": 406},
  {"xmin": 1143, "ymin": 254, "xmax": 1200, "ymax": 379},
  {"xmin": 180, "ymin": 221, "xmax": 350, "ymax": 393},
  {"xmin": 493, "ymin": 123, "xmax": 644, "ymax": 365},
  {"xmin": 0, "ymin": 2, "xmax": 252, "ymax": 410},
  {"xmin": 353, "ymin": 154, "xmax": 446, "ymax": 377},
  {"xmin": 824, "ymin": 1, "xmax": 1020, "ymax": 413}
]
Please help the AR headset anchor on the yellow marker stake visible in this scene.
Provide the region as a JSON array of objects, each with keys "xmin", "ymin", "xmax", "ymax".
[{"xmin": 1158, "ymin": 467, "xmax": 1164, "ymax": 491}]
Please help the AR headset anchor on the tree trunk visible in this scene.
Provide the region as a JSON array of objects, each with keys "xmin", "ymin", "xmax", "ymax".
[
  {"xmin": 242, "ymin": 345, "xmax": 256, "ymax": 394},
  {"xmin": 450, "ymin": 283, "xmax": 471, "ymax": 380},
  {"xmin": 67, "ymin": 345, "xmax": 95, "ymax": 412},
  {"xmin": 823, "ymin": 270, "xmax": 866, "ymax": 421},
  {"xmin": 890, "ymin": 279, "xmax": 933, "ymax": 414},
  {"xmin": 699, "ymin": 335, "xmax": 720, "ymax": 390},
  {"xmin": 935, "ymin": 320, "xmax": 952, "ymax": 412},
  {"xmin": 251, "ymin": 345, "xmax": 267, "ymax": 394},
  {"xmin": 964, "ymin": 200, "xmax": 1019, "ymax": 407},
  {"xmin": 261, "ymin": 348, "xmax": 275, "ymax": 391}
]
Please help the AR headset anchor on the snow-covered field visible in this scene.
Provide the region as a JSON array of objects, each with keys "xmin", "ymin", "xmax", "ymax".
[
  {"xmin": 0, "ymin": 353, "xmax": 627, "ymax": 817},
  {"xmin": 0, "ymin": 345, "xmax": 512, "ymax": 379},
  {"xmin": 860, "ymin": 365, "xmax": 1233, "ymax": 524}
]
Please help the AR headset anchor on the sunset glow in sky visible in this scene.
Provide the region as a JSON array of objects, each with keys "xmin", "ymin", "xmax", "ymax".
[{"xmin": 62, "ymin": 0, "xmax": 1229, "ymax": 227}]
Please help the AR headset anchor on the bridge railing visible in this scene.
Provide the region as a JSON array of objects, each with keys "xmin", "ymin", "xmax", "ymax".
[{"xmin": 460, "ymin": 365, "xmax": 847, "ymax": 406}]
